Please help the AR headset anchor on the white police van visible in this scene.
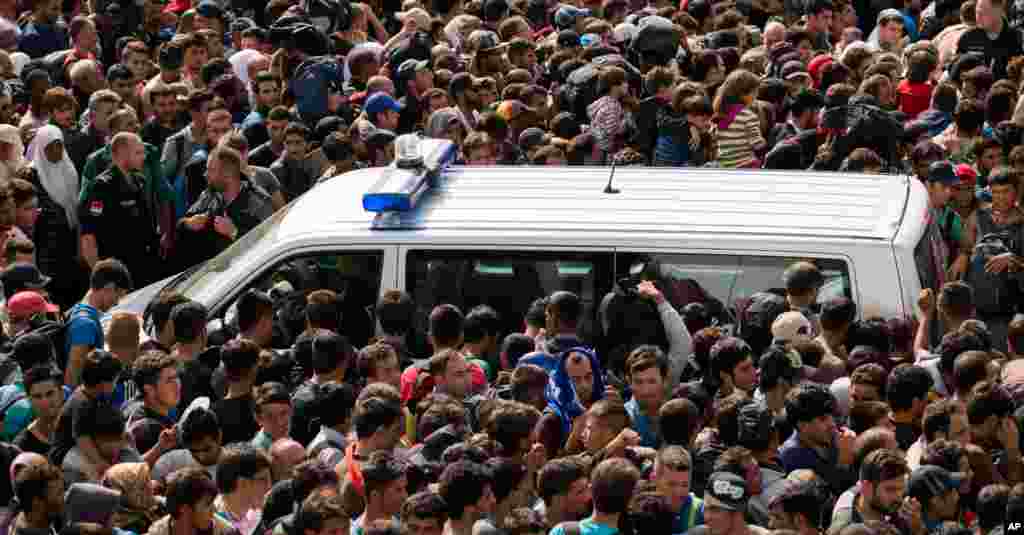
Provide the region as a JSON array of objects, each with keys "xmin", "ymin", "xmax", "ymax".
[{"xmin": 115, "ymin": 135, "xmax": 935, "ymax": 347}]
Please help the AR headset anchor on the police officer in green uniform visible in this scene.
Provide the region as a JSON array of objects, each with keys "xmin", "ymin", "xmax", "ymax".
[
  {"xmin": 78, "ymin": 132, "xmax": 162, "ymax": 286},
  {"xmin": 176, "ymin": 145, "xmax": 274, "ymax": 270}
]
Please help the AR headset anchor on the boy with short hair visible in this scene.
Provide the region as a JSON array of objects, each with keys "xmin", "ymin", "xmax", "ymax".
[
  {"xmin": 271, "ymin": 122, "xmax": 320, "ymax": 202},
  {"xmin": 655, "ymin": 446, "xmax": 704, "ymax": 534},
  {"xmin": 549, "ymin": 458, "xmax": 641, "ymax": 535}
]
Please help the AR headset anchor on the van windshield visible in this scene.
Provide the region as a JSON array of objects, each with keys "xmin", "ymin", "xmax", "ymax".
[{"xmin": 166, "ymin": 202, "xmax": 296, "ymax": 299}]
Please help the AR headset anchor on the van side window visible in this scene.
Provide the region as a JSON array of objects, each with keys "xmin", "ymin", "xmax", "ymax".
[
  {"xmin": 231, "ymin": 252, "xmax": 384, "ymax": 349},
  {"xmin": 614, "ymin": 254, "xmax": 852, "ymax": 324},
  {"xmin": 405, "ymin": 251, "xmax": 614, "ymax": 349}
]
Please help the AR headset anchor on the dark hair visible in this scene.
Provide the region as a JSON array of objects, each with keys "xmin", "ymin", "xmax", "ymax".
[
  {"xmin": 487, "ymin": 402, "xmax": 541, "ymax": 457},
  {"xmin": 859, "ymin": 448, "xmax": 908, "ymax": 483},
  {"xmin": 886, "ymin": 365, "xmax": 933, "ymax": 411},
  {"xmin": 548, "ymin": 291, "xmax": 582, "ymax": 326},
  {"xmin": 954, "ymin": 351, "xmax": 991, "ymax": 397},
  {"xmin": 849, "ymin": 401, "xmax": 891, "ymax": 434},
  {"xmin": 293, "ymin": 492, "xmax": 348, "ymax": 534},
  {"xmin": 132, "ymin": 352, "xmax": 177, "ymax": 394},
  {"xmin": 23, "ymin": 365, "xmax": 61, "ymax": 394},
  {"xmin": 775, "ymin": 479, "xmax": 829, "ymax": 530},
  {"xmin": 357, "ymin": 343, "xmax": 399, "ymax": 382},
  {"xmin": 463, "ymin": 305, "xmax": 500, "ymax": 344},
  {"xmin": 81, "ymin": 350, "xmax": 123, "ymax": 387},
  {"xmin": 537, "ymin": 458, "xmax": 586, "ymax": 503},
  {"xmin": 967, "ymin": 381, "xmax": 1014, "ymax": 425},
  {"xmin": 78, "ymin": 401, "xmax": 125, "ymax": 439},
  {"xmin": 438, "ymin": 461, "xmax": 493, "ymax": 519},
  {"xmin": 149, "ymin": 291, "xmax": 190, "ymax": 339},
  {"xmin": 221, "ymin": 338, "xmax": 261, "ymax": 382},
  {"xmin": 850, "ymin": 363, "xmax": 888, "ymax": 396},
  {"xmin": 90, "ymin": 258, "xmax": 133, "ymax": 291},
  {"xmin": 659, "ymin": 398, "xmax": 702, "ymax": 447},
  {"xmin": 976, "ymin": 484, "xmax": 1010, "ymax": 531},
  {"xmin": 376, "ymin": 290, "xmax": 414, "ymax": 336},
  {"xmin": 292, "ymin": 460, "xmax": 340, "ymax": 504},
  {"xmin": 316, "ymin": 383, "xmax": 357, "ymax": 428},
  {"xmin": 759, "ymin": 345, "xmax": 800, "ymax": 391},
  {"xmin": 171, "ymin": 301, "xmax": 208, "ymax": 344},
  {"xmin": 236, "ymin": 289, "xmax": 273, "ymax": 333},
  {"xmin": 591, "ymin": 458, "xmax": 640, "ymax": 515},
  {"xmin": 305, "ymin": 290, "xmax": 339, "ymax": 331},
  {"xmin": 14, "ymin": 463, "xmax": 60, "ymax": 513},
  {"xmin": 922, "ymin": 399, "xmax": 960, "ymax": 442},
  {"xmin": 785, "ymin": 383, "xmax": 837, "ymax": 428},
  {"xmin": 284, "ymin": 122, "xmax": 311, "ymax": 141},
  {"xmin": 354, "ymin": 396, "xmax": 402, "ymax": 439},
  {"xmin": 921, "ymin": 438, "xmax": 966, "ymax": 473},
  {"xmin": 401, "ymin": 490, "xmax": 448, "ymax": 525},
  {"xmin": 486, "ymin": 457, "xmax": 529, "ymax": 503},
  {"xmin": 107, "ymin": 63, "xmax": 134, "ymax": 83},
  {"xmin": 710, "ymin": 337, "xmax": 752, "ymax": 382},
  {"xmin": 938, "ymin": 331, "xmax": 986, "ymax": 375},
  {"xmin": 216, "ymin": 443, "xmax": 271, "ymax": 494},
  {"xmin": 525, "ymin": 298, "xmax": 547, "ymax": 330},
  {"xmin": 180, "ymin": 407, "xmax": 221, "ymax": 445},
  {"xmin": 501, "ymin": 334, "xmax": 535, "ymax": 369},
  {"xmin": 311, "ymin": 331, "xmax": 353, "ymax": 375},
  {"xmin": 429, "ymin": 304, "xmax": 464, "ymax": 347},
  {"xmin": 254, "ymin": 382, "xmax": 291, "ymax": 411},
  {"xmin": 847, "ymin": 318, "xmax": 891, "ymax": 352},
  {"xmin": 362, "ymin": 451, "xmax": 408, "ymax": 498}
]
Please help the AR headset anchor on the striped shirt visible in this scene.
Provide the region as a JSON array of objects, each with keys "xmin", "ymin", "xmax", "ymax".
[{"xmin": 715, "ymin": 106, "xmax": 764, "ymax": 168}]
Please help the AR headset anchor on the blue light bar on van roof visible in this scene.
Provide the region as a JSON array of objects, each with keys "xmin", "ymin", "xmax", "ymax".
[{"xmin": 363, "ymin": 136, "xmax": 458, "ymax": 214}]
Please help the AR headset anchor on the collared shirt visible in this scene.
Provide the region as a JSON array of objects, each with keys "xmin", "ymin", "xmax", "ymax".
[{"xmin": 625, "ymin": 398, "xmax": 660, "ymax": 449}]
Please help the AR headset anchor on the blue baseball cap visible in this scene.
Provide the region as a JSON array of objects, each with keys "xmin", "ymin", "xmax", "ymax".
[
  {"xmin": 554, "ymin": 5, "xmax": 591, "ymax": 29},
  {"xmin": 365, "ymin": 93, "xmax": 404, "ymax": 114}
]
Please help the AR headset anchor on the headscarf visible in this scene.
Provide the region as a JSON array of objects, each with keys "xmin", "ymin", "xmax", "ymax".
[
  {"xmin": 30, "ymin": 125, "xmax": 78, "ymax": 228},
  {"xmin": 0, "ymin": 124, "xmax": 25, "ymax": 183},
  {"xmin": 424, "ymin": 109, "xmax": 460, "ymax": 138},
  {"xmin": 545, "ymin": 346, "xmax": 606, "ymax": 439}
]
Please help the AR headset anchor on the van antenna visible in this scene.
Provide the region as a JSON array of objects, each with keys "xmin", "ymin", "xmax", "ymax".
[{"xmin": 603, "ymin": 159, "xmax": 620, "ymax": 194}]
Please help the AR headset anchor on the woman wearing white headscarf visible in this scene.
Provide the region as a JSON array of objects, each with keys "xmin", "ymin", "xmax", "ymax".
[
  {"xmin": 23, "ymin": 124, "xmax": 82, "ymax": 307},
  {"xmin": 0, "ymin": 124, "xmax": 25, "ymax": 183}
]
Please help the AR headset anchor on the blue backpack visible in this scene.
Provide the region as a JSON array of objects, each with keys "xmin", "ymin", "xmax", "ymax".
[{"xmin": 291, "ymin": 56, "xmax": 344, "ymax": 124}]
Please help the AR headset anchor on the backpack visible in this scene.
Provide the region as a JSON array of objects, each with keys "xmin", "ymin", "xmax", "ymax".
[
  {"xmin": 965, "ymin": 233, "xmax": 1022, "ymax": 315},
  {"xmin": 291, "ymin": 56, "xmax": 344, "ymax": 125}
]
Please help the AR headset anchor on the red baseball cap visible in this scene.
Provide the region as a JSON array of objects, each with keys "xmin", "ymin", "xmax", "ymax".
[
  {"xmin": 955, "ymin": 163, "xmax": 978, "ymax": 186},
  {"xmin": 7, "ymin": 291, "xmax": 58, "ymax": 319}
]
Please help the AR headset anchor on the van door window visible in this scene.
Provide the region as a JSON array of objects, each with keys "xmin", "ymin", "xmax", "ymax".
[
  {"xmin": 228, "ymin": 252, "xmax": 384, "ymax": 350},
  {"xmin": 405, "ymin": 251, "xmax": 614, "ymax": 347},
  {"xmin": 614, "ymin": 253, "xmax": 852, "ymax": 326}
]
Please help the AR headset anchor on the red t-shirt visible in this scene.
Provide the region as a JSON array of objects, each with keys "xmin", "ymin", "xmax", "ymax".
[{"xmin": 897, "ymin": 80, "xmax": 933, "ymax": 120}]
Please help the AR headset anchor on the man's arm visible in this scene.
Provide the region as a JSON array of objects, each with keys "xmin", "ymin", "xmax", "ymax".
[
  {"xmin": 79, "ymin": 234, "xmax": 98, "ymax": 270},
  {"xmin": 65, "ymin": 344, "xmax": 90, "ymax": 387},
  {"xmin": 949, "ymin": 209, "xmax": 979, "ymax": 280}
]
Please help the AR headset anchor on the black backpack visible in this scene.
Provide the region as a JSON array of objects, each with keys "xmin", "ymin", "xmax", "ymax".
[{"xmin": 965, "ymin": 233, "xmax": 1023, "ymax": 315}]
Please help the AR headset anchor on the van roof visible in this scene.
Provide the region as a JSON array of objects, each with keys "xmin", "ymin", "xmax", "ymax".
[{"xmin": 283, "ymin": 166, "xmax": 912, "ymax": 242}]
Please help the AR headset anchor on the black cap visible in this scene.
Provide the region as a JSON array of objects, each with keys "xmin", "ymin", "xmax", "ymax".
[
  {"xmin": 2, "ymin": 262, "xmax": 51, "ymax": 295},
  {"xmin": 907, "ymin": 466, "xmax": 964, "ymax": 502},
  {"xmin": 928, "ymin": 160, "xmax": 958, "ymax": 185},
  {"xmin": 12, "ymin": 332, "xmax": 54, "ymax": 369},
  {"xmin": 558, "ymin": 29, "xmax": 581, "ymax": 48}
]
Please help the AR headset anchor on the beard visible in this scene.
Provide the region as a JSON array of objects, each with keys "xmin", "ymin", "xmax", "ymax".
[{"xmin": 870, "ymin": 494, "xmax": 900, "ymax": 516}]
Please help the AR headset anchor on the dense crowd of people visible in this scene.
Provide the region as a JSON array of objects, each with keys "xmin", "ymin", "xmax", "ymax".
[{"xmin": 0, "ymin": 0, "xmax": 1022, "ymax": 535}]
